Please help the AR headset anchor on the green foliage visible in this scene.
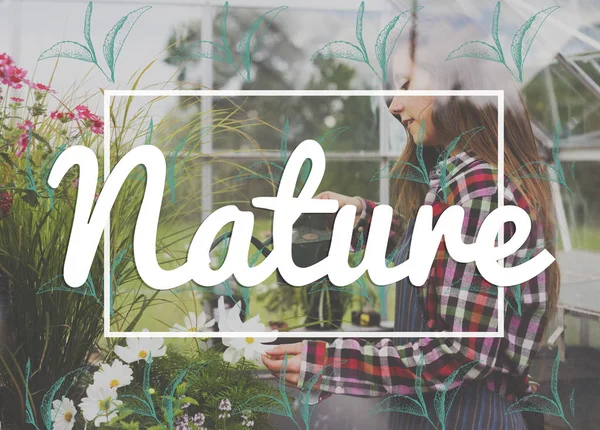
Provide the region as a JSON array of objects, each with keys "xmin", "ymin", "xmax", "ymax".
[
  {"xmin": 505, "ymin": 350, "xmax": 575, "ymax": 429},
  {"xmin": 509, "ymin": 120, "xmax": 574, "ymax": 195},
  {"xmin": 446, "ymin": 2, "xmax": 559, "ymax": 83},
  {"xmin": 370, "ymin": 356, "xmax": 480, "ymax": 429},
  {"xmin": 311, "ymin": 2, "xmax": 421, "ymax": 82},
  {"xmin": 174, "ymin": 1, "xmax": 287, "ymax": 82},
  {"xmin": 371, "ymin": 124, "xmax": 485, "ymax": 203},
  {"xmin": 38, "ymin": 2, "xmax": 151, "ymax": 83}
]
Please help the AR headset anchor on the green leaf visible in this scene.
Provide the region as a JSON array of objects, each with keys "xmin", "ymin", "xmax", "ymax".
[
  {"xmin": 317, "ymin": 126, "xmax": 349, "ymax": 152},
  {"xmin": 219, "ymin": 2, "xmax": 234, "ymax": 64},
  {"xmin": 236, "ymin": 394, "xmax": 291, "ymax": 416},
  {"xmin": 234, "ymin": 161, "xmax": 284, "ymax": 184},
  {"xmin": 505, "ymin": 394, "xmax": 560, "ymax": 416},
  {"xmin": 355, "ymin": 1, "xmax": 368, "ymax": 62},
  {"xmin": 102, "ymin": 5, "xmax": 152, "ymax": 82},
  {"xmin": 176, "ymin": 40, "xmax": 229, "ymax": 62},
  {"xmin": 550, "ymin": 350, "xmax": 563, "ymax": 414},
  {"xmin": 446, "ymin": 41, "xmax": 502, "ymax": 62},
  {"xmin": 311, "ymin": 41, "xmax": 367, "ymax": 63},
  {"xmin": 434, "ymin": 361, "xmax": 479, "ymax": 429},
  {"xmin": 510, "ymin": 6, "xmax": 559, "ymax": 81},
  {"xmin": 42, "ymin": 366, "xmax": 88, "ymax": 429},
  {"xmin": 179, "ymin": 397, "xmax": 199, "ymax": 406},
  {"xmin": 280, "ymin": 118, "xmax": 290, "ymax": 164},
  {"xmin": 145, "ymin": 118, "xmax": 153, "ymax": 145},
  {"xmin": 569, "ymin": 388, "xmax": 575, "ymax": 417},
  {"xmin": 491, "ymin": 1, "xmax": 504, "ymax": 62},
  {"xmin": 38, "ymin": 41, "xmax": 95, "ymax": 63},
  {"xmin": 369, "ymin": 394, "xmax": 426, "ymax": 416},
  {"xmin": 238, "ymin": 6, "xmax": 287, "ymax": 81},
  {"xmin": 375, "ymin": 8, "xmax": 420, "ymax": 81},
  {"xmin": 25, "ymin": 359, "xmax": 41, "ymax": 430},
  {"xmin": 84, "ymin": 2, "xmax": 97, "ymax": 63}
]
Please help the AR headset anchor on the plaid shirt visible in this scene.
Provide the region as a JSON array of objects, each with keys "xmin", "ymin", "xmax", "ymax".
[{"xmin": 299, "ymin": 151, "xmax": 550, "ymax": 402}]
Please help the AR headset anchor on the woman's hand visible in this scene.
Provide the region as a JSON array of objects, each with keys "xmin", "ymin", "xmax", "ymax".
[
  {"xmin": 261, "ymin": 342, "xmax": 310, "ymax": 389},
  {"xmin": 314, "ymin": 191, "xmax": 363, "ymax": 228}
]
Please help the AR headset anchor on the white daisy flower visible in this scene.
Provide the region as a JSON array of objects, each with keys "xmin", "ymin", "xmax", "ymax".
[
  {"xmin": 78, "ymin": 384, "xmax": 122, "ymax": 427},
  {"xmin": 217, "ymin": 296, "xmax": 278, "ymax": 364},
  {"xmin": 114, "ymin": 328, "xmax": 166, "ymax": 363},
  {"xmin": 51, "ymin": 396, "xmax": 76, "ymax": 430},
  {"xmin": 93, "ymin": 359, "xmax": 133, "ymax": 389},
  {"xmin": 170, "ymin": 311, "xmax": 215, "ymax": 332}
]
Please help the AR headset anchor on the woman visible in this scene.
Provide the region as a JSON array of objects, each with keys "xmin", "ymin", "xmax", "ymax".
[{"xmin": 262, "ymin": 30, "xmax": 559, "ymax": 429}]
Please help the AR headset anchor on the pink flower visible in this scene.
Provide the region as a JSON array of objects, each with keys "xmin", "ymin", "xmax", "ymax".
[
  {"xmin": 26, "ymin": 81, "xmax": 55, "ymax": 93},
  {"xmin": 90, "ymin": 119, "xmax": 104, "ymax": 135},
  {"xmin": 15, "ymin": 120, "xmax": 34, "ymax": 157},
  {"xmin": 50, "ymin": 110, "xmax": 75, "ymax": 122},
  {"xmin": 10, "ymin": 97, "xmax": 24, "ymax": 103},
  {"xmin": 75, "ymin": 105, "xmax": 104, "ymax": 134},
  {"xmin": 0, "ymin": 192, "xmax": 13, "ymax": 218},
  {"xmin": 0, "ymin": 65, "xmax": 28, "ymax": 89}
]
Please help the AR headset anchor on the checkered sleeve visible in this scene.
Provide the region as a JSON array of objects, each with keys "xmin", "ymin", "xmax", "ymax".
[{"xmin": 298, "ymin": 193, "xmax": 536, "ymax": 399}]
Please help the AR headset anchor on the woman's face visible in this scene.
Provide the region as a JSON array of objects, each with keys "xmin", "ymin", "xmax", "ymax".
[{"xmin": 388, "ymin": 60, "xmax": 438, "ymax": 146}]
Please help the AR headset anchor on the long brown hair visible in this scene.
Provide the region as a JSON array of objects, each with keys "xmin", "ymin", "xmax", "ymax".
[{"xmin": 390, "ymin": 68, "xmax": 560, "ymax": 315}]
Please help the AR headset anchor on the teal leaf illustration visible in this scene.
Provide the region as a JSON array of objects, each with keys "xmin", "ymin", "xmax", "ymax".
[
  {"xmin": 235, "ymin": 394, "xmax": 291, "ymax": 416},
  {"xmin": 102, "ymin": 6, "xmax": 152, "ymax": 82},
  {"xmin": 42, "ymin": 367, "xmax": 88, "ymax": 430},
  {"xmin": 165, "ymin": 134, "xmax": 189, "ymax": 203},
  {"xmin": 25, "ymin": 359, "xmax": 41, "ymax": 430},
  {"xmin": 436, "ymin": 126, "xmax": 485, "ymax": 202},
  {"xmin": 297, "ymin": 363, "xmax": 337, "ymax": 427},
  {"xmin": 38, "ymin": 41, "xmax": 95, "ymax": 63},
  {"xmin": 510, "ymin": 120, "xmax": 572, "ymax": 195},
  {"xmin": 370, "ymin": 355, "xmax": 436, "ymax": 427},
  {"xmin": 511, "ymin": 6, "xmax": 559, "ymax": 82},
  {"xmin": 506, "ymin": 394, "xmax": 560, "ymax": 415},
  {"xmin": 446, "ymin": 41, "xmax": 503, "ymax": 63},
  {"xmin": 491, "ymin": 1, "xmax": 505, "ymax": 62},
  {"xmin": 234, "ymin": 161, "xmax": 284, "ymax": 184},
  {"xmin": 145, "ymin": 118, "xmax": 153, "ymax": 145},
  {"xmin": 280, "ymin": 118, "xmax": 290, "ymax": 164},
  {"xmin": 505, "ymin": 351, "xmax": 574, "ymax": 429},
  {"xmin": 569, "ymin": 388, "xmax": 575, "ymax": 417},
  {"xmin": 238, "ymin": 6, "xmax": 288, "ymax": 81},
  {"xmin": 317, "ymin": 126, "xmax": 349, "ymax": 152},
  {"xmin": 177, "ymin": 40, "xmax": 229, "ymax": 62},
  {"xmin": 41, "ymin": 143, "xmax": 68, "ymax": 210},
  {"xmin": 219, "ymin": 2, "xmax": 235, "ymax": 65},
  {"xmin": 446, "ymin": 2, "xmax": 557, "ymax": 83},
  {"xmin": 84, "ymin": 2, "xmax": 97, "ymax": 63},
  {"xmin": 162, "ymin": 363, "xmax": 206, "ymax": 430},
  {"xmin": 434, "ymin": 361, "xmax": 479, "ymax": 430},
  {"xmin": 311, "ymin": 41, "xmax": 367, "ymax": 63},
  {"xmin": 375, "ymin": 7, "xmax": 421, "ymax": 82},
  {"xmin": 355, "ymin": 1, "xmax": 369, "ymax": 63},
  {"xmin": 119, "ymin": 354, "xmax": 159, "ymax": 421}
]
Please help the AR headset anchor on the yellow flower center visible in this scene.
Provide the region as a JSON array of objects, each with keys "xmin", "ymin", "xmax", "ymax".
[
  {"xmin": 99, "ymin": 398, "xmax": 112, "ymax": 412},
  {"xmin": 138, "ymin": 350, "xmax": 148, "ymax": 359},
  {"xmin": 245, "ymin": 337, "xmax": 254, "ymax": 344},
  {"xmin": 187, "ymin": 327, "xmax": 197, "ymax": 332},
  {"xmin": 64, "ymin": 412, "xmax": 73, "ymax": 422},
  {"xmin": 109, "ymin": 379, "xmax": 119, "ymax": 388}
]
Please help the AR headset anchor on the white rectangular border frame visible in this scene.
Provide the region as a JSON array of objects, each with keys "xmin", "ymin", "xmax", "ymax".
[{"xmin": 104, "ymin": 89, "xmax": 505, "ymax": 339}]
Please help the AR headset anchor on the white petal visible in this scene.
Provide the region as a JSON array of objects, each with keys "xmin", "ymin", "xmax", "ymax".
[
  {"xmin": 114, "ymin": 345, "xmax": 139, "ymax": 364},
  {"xmin": 223, "ymin": 346, "xmax": 241, "ymax": 364}
]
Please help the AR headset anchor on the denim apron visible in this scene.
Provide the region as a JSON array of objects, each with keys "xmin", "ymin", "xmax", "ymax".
[{"xmin": 387, "ymin": 219, "xmax": 528, "ymax": 430}]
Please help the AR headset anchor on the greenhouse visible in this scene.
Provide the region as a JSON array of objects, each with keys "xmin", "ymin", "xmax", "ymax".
[{"xmin": 1, "ymin": 0, "xmax": 599, "ymax": 428}]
